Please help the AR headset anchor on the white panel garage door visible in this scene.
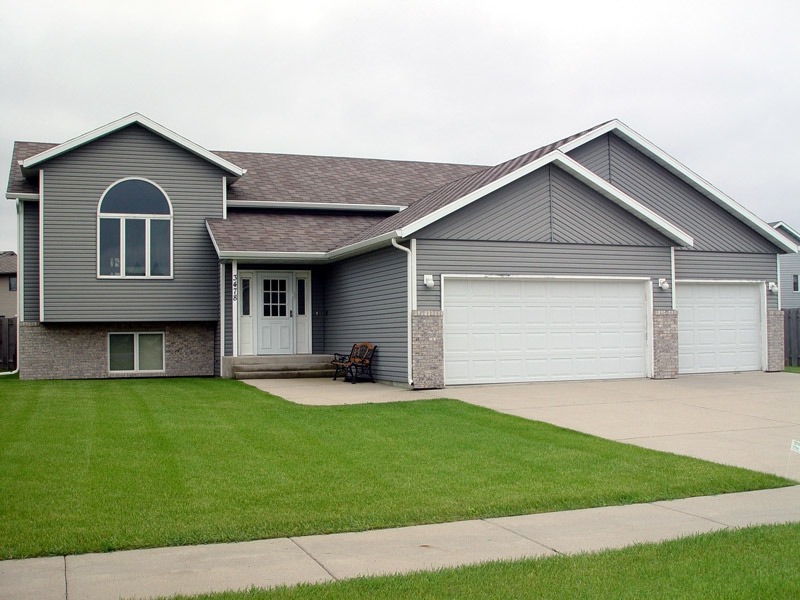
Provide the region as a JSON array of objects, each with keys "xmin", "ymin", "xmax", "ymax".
[
  {"xmin": 676, "ymin": 283, "xmax": 762, "ymax": 374},
  {"xmin": 443, "ymin": 278, "xmax": 648, "ymax": 385}
]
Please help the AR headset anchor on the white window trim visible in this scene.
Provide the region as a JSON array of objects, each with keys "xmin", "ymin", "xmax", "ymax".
[
  {"xmin": 96, "ymin": 178, "xmax": 174, "ymax": 279},
  {"xmin": 108, "ymin": 331, "xmax": 166, "ymax": 373},
  {"xmin": 793, "ymin": 274, "xmax": 799, "ymax": 293}
]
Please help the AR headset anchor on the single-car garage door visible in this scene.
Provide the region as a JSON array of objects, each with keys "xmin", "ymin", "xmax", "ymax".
[
  {"xmin": 676, "ymin": 282, "xmax": 762, "ymax": 374},
  {"xmin": 443, "ymin": 278, "xmax": 648, "ymax": 384}
]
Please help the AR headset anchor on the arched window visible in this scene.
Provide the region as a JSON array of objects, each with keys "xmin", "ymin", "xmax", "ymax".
[{"xmin": 98, "ymin": 179, "xmax": 172, "ymax": 278}]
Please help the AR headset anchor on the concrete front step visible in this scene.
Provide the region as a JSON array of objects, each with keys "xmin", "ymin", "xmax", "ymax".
[
  {"xmin": 234, "ymin": 369, "xmax": 335, "ymax": 380},
  {"xmin": 234, "ymin": 362, "xmax": 333, "ymax": 373}
]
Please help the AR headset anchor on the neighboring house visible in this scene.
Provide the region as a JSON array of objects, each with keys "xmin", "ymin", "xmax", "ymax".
[
  {"xmin": 771, "ymin": 221, "xmax": 800, "ymax": 309},
  {"xmin": 0, "ymin": 251, "xmax": 17, "ymax": 318},
  {"xmin": 5, "ymin": 114, "xmax": 797, "ymax": 384}
]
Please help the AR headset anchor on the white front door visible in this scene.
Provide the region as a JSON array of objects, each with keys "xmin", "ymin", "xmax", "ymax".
[{"xmin": 257, "ymin": 274, "xmax": 294, "ymax": 354}]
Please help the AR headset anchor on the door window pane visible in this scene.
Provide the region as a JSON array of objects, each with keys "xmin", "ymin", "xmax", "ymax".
[
  {"xmin": 150, "ymin": 219, "xmax": 171, "ymax": 276},
  {"xmin": 241, "ymin": 279, "xmax": 250, "ymax": 316},
  {"xmin": 297, "ymin": 279, "xmax": 306, "ymax": 316},
  {"xmin": 99, "ymin": 218, "xmax": 121, "ymax": 275},
  {"xmin": 125, "ymin": 219, "xmax": 146, "ymax": 276},
  {"xmin": 138, "ymin": 334, "xmax": 164, "ymax": 371},
  {"xmin": 109, "ymin": 334, "xmax": 135, "ymax": 371}
]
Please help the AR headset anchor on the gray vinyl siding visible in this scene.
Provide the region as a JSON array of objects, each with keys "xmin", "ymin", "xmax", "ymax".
[
  {"xmin": 416, "ymin": 240, "xmax": 673, "ymax": 310},
  {"xmin": 565, "ymin": 135, "xmax": 610, "ymax": 180},
  {"xmin": 570, "ymin": 134, "xmax": 779, "ymax": 253},
  {"xmin": 323, "ymin": 246, "xmax": 408, "ymax": 383},
  {"xmin": 40, "ymin": 124, "xmax": 224, "ymax": 321},
  {"xmin": 312, "ymin": 276, "xmax": 325, "ymax": 353},
  {"xmin": 23, "ymin": 201, "xmax": 40, "ymax": 321},
  {"xmin": 224, "ymin": 263, "xmax": 233, "ymax": 356},
  {"xmin": 675, "ymin": 250, "xmax": 778, "ymax": 309},
  {"xmin": 779, "ymin": 253, "xmax": 800, "ymax": 308},
  {"xmin": 416, "ymin": 165, "xmax": 671, "ymax": 247}
]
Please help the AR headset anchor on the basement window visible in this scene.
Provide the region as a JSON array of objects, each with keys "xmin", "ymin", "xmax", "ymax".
[
  {"xmin": 109, "ymin": 332, "xmax": 165, "ymax": 372},
  {"xmin": 794, "ymin": 274, "xmax": 798, "ymax": 293}
]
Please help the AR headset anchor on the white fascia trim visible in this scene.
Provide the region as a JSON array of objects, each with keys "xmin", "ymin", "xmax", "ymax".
[
  {"xmin": 554, "ymin": 153, "xmax": 694, "ymax": 247},
  {"xmin": 21, "ymin": 113, "xmax": 245, "ymax": 177},
  {"xmin": 327, "ymin": 230, "xmax": 400, "ymax": 261},
  {"xmin": 218, "ymin": 251, "xmax": 328, "ymax": 262},
  {"xmin": 398, "ymin": 153, "xmax": 561, "ymax": 238},
  {"xmin": 5, "ymin": 192, "xmax": 39, "ymax": 201},
  {"xmin": 564, "ymin": 120, "xmax": 797, "ymax": 254},
  {"xmin": 227, "ymin": 200, "xmax": 406, "ymax": 213},
  {"xmin": 772, "ymin": 221, "xmax": 800, "ymax": 247},
  {"xmin": 205, "ymin": 221, "xmax": 223, "ymax": 257}
]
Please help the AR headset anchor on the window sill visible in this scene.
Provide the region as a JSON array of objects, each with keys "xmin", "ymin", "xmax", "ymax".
[{"xmin": 98, "ymin": 276, "xmax": 174, "ymax": 280}]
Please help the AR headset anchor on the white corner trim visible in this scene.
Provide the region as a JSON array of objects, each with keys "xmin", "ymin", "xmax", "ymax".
[
  {"xmin": 219, "ymin": 263, "xmax": 225, "ymax": 363},
  {"xmin": 222, "ymin": 177, "xmax": 227, "ymax": 220},
  {"xmin": 21, "ymin": 113, "xmax": 245, "ymax": 177},
  {"xmin": 670, "ymin": 247, "xmax": 676, "ymax": 310},
  {"xmin": 232, "ymin": 261, "xmax": 238, "ymax": 358}
]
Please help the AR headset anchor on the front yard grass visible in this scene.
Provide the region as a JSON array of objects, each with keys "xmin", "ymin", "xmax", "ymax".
[
  {"xmin": 168, "ymin": 523, "xmax": 800, "ymax": 599},
  {"xmin": 786, "ymin": 366, "xmax": 800, "ymax": 374},
  {"xmin": 0, "ymin": 377, "xmax": 793, "ymax": 559}
]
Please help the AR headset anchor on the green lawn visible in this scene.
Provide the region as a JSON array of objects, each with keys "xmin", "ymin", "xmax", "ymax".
[
  {"xmin": 0, "ymin": 377, "xmax": 792, "ymax": 559},
  {"xmin": 786, "ymin": 366, "xmax": 800, "ymax": 374},
  {"xmin": 167, "ymin": 523, "xmax": 800, "ymax": 600}
]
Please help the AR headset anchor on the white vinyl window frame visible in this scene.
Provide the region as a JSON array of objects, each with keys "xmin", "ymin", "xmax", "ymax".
[
  {"xmin": 96, "ymin": 178, "xmax": 174, "ymax": 279},
  {"xmin": 108, "ymin": 331, "xmax": 166, "ymax": 373}
]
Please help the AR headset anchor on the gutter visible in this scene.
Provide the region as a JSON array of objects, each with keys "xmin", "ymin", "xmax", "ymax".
[{"xmin": 391, "ymin": 238, "xmax": 414, "ymax": 387}]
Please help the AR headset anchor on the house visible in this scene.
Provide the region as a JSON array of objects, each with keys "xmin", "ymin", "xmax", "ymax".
[
  {"xmin": 5, "ymin": 114, "xmax": 796, "ymax": 384},
  {"xmin": 0, "ymin": 251, "xmax": 17, "ymax": 318},
  {"xmin": 772, "ymin": 221, "xmax": 800, "ymax": 309}
]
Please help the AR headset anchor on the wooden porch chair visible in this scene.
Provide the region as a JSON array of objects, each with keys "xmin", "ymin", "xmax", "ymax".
[{"xmin": 331, "ymin": 342, "xmax": 377, "ymax": 383}]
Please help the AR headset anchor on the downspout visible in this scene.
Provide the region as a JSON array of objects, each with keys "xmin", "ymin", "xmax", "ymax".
[
  {"xmin": 391, "ymin": 237, "xmax": 414, "ymax": 386},
  {"xmin": 1, "ymin": 200, "xmax": 21, "ymax": 376}
]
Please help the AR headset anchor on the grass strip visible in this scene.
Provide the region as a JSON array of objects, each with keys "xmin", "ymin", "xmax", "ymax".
[
  {"xmin": 166, "ymin": 523, "xmax": 800, "ymax": 599},
  {"xmin": 0, "ymin": 377, "xmax": 792, "ymax": 558}
]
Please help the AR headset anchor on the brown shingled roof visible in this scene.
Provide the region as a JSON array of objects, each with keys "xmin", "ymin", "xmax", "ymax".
[
  {"xmin": 215, "ymin": 151, "xmax": 483, "ymax": 206},
  {"xmin": 7, "ymin": 142, "xmax": 55, "ymax": 196},
  {"xmin": 207, "ymin": 210, "xmax": 388, "ymax": 254},
  {"xmin": 0, "ymin": 251, "xmax": 17, "ymax": 274}
]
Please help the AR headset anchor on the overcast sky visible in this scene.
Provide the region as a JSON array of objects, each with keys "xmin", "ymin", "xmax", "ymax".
[{"xmin": 1, "ymin": 0, "xmax": 798, "ymax": 251}]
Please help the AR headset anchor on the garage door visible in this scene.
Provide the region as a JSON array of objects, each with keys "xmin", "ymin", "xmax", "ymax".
[
  {"xmin": 676, "ymin": 283, "xmax": 762, "ymax": 374},
  {"xmin": 443, "ymin": 278, "xmax": 648, "ymax": 384}
]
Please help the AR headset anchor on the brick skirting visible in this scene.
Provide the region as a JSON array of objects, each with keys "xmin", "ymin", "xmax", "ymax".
[
  {"xmin": 19, "ymin": 321, "xmax": 216, "ymax": 380},
  {"xmin": 411, "ymin": 310, "xmax": 444, "ymax": 389},
  {"xmin": 652, "ymin": 309, "xmax": 678, "ymax": 379}
]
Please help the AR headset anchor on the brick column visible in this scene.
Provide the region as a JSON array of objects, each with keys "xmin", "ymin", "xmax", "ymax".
[
  {"xmin": 766, "ymin": 309, "xmax": 785, "ymax": 372},
  {"xmin": 652, "ymin": 310, "xmax": 678, "ymax": 379},
  {"xmin": 411, "ymin": 310, "xmax": 444, "ymax": 389}
]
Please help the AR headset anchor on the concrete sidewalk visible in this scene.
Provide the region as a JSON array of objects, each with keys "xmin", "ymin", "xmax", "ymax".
[{"xmin": 2, "ymin": 486, "xmax": 799, "ymax": 600}]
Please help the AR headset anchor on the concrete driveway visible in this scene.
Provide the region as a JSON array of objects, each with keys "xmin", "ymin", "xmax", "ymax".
[{"xmin": 246, "ymin": 371, "xmax": 800, "ymax": 478}]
